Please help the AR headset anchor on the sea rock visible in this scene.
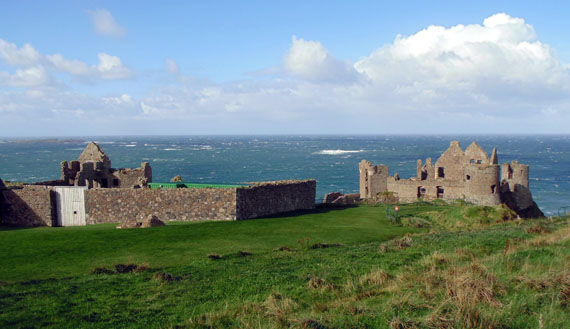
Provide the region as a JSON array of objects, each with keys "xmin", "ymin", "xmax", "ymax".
[
  {"xmin": 141, "ymin": 215, "xmax": 165, "ymax": 228},
  {"xmin": 170, "ymin": 175, "xmax": 182, "ymax": 182}
]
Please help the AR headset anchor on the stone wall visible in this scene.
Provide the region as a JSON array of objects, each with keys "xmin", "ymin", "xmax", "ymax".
[
  {"xmin": 0, "ymin": 185, "xmax": 55, "ymax": 226},
  {"xmin": 84, "ymin": 188, "xmax": 237, "ymax": 224},
  {"xmin": 236, "ymin": 180, "xmax": 316, "ymax": 220}
]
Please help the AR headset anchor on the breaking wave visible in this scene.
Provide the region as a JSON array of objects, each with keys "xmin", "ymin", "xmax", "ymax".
[{"xmin": 315, "ymin": 149, "xmax": 364, "ymax": 155}]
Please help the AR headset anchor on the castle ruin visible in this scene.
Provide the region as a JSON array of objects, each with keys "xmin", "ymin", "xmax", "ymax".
[
  {"xmin": 60, "ymin": 142, "xmax": 152, "ymax": 188},
  {"xmin": 360, "ymin": 141, "xmax": 543, "ymax": 217}
]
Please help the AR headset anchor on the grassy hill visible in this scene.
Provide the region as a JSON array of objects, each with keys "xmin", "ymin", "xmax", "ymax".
[{"xmin": 0, "ymin": 203, "xmax": 568, "ymax": 328}]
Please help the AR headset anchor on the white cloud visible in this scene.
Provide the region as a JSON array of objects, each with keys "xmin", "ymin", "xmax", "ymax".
[
  {"xmin": 284, "ymin": 36, "xmax": 359, "ymax": 82},
  {"xmin": 0, "ymin": 66, "xmax": 51, "ymax": 87},
  {"xmin": 0, "ymin": 39, "xmax": 41, "ymax": 66},
  {"xmin": 87, "ymin": 9, "xmax": 126, "ymax": 38},
  {"xmin": 354, "ymin": 12, "xmax": 569, "ymax": 102},
  {"xmin": 0, "ymin": 38, "xmax": 132, "ymax": 86}
]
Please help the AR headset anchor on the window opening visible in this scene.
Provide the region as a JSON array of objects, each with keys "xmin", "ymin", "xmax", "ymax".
[
  {"xmin": 436, "ymin": 186, "xmax": 444, "ymax": 198},
  {"xmin": 437, "ymin": 167, "xmax": 445, "ymax": 178}
]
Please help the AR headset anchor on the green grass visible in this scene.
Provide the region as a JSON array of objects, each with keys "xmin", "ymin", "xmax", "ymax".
[{"xmin": 1, "ymin": 204, "xmax": 569, "ymax": 328}]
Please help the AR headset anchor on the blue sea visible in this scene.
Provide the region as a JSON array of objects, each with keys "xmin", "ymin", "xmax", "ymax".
[{"xmin": 0, "ymin": 135, "xmax": 568, "ymax": 216}]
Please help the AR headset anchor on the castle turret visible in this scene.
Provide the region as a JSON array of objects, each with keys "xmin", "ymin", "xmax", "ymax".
[
  {"xmin": 359, "ymin": 160, "xmax": 388, "ymax": 198},
  {"xmin": 464, "ymin": 164, "xmax": 501, "ymax": 205}
]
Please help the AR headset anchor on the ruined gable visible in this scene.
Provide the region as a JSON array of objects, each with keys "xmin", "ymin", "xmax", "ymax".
[
  {"xmin": 61, "ymin": 142, "xmax": 152, "ymax": 188},
  {"xmin": 78, "ymin": 142, "xmax": 111, "ymax": 169},
  {"xmin": 434, "ymin": 141, "xmax": 465, "ymax": 181},
  {"xmin": 465, "ymin": 142, "xmax": 490, "ymax": 165}
]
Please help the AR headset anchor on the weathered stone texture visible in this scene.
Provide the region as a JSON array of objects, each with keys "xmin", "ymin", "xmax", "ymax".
[
  {"xmin": 85, "ymin": 188, "xmax": 237, "ymax": 224},
  {"xmin": 236, "ymin": 180, "xmax": 316, "ymax": 219},
  {"xmin": 0, "ymin": 186, "xmax": 54, "ymax": 226}
]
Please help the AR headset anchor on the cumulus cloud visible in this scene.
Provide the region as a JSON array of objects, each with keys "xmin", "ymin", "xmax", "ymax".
[
  {"xmin": 87, "ymin": 9, "xmax": 127, "ymax": 38},
  {"xmin": 0, "ymin": 39, "xmax": 41, "ymax": 66},
  {"xmin": 354, "ymin": 12, "xmax": 570, "ymax": 110},
  {"xmin": 0, "ymin": 38, "xmax": 132, "ymax": 86},
  {"xmin": 284, "ymin": 36, "xmax": 359, "ymax": 82},
  {"xmin": 0, "ymin": 66, "xmax": 51, "ymax": 87}
]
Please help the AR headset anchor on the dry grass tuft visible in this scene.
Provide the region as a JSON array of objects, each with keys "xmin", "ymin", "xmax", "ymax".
[
  {"xmin": 359, "ymin": 268, "xmax": 391, "ymax": 287},
  {"xmin": 389, "ymin": 316, "xmax": 419, "ymax": 329},
  {"xmin": 559, "ymin": 272, "xmax": 570, "ymax": 308},
  {"xmin": 445, "ymin": 262, "xmax": 504, "ymax": 307},
  {"xmin": 275, "ymin": 246, "xmax": 293, "ymax": 252},
  {"xmin": 526, "ymin": 222, "xmax": 551, "ymax": 234},
  {"xmin": 308, "ymin": 276, "xmax": 328, "ymax": 289},
  {"xmin": 262, "ymin": 292, "xmax": 297, "ymax": 326}
]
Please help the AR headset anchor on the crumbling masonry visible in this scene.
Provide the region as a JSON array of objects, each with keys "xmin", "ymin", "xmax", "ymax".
[
  {"xmin": 360, "ymin": 141, "xmax": 543, "ymax": 217},
  {"xmin": 61, "ymin": 142, "xmax": 152, "ymax": 188}
]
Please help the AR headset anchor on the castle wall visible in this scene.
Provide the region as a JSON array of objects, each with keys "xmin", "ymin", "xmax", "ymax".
[
  {"xmin": 84, "ymin": 188, "xmax": 238, "ymax": 224},
  {"xmin": 387, "ymin": 179, "xmax": 466, "ymax": 203},
  {"xmin": 0, "ymin": 185, "xmax": 55, "ymax": 226},
  {"xmin": 236, "ymin": 180, "xmax": 316, "ymax": 220}
]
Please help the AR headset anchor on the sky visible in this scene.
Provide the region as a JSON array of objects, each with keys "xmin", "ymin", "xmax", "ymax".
[{"xmin": 1, "ymin": 1, "xmax": 570, "ymax": 136}]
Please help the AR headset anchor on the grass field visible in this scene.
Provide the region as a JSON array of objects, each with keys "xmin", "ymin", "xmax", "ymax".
[{"xmin": 1, "ymin": 203, "xmax": 569, "ymax": 328}]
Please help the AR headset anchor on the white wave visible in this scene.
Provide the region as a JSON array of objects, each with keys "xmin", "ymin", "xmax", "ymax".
[
  {"xmin": 124, "ymin": 144, "xmax": 137, "ymax": 147},
  {"xmin": 315, "ymin": 149, "xmax": 364, "ymax": 155},
  {"xmin": 163, "ymin": 148, "xmax": 180, "ymax": 151}
]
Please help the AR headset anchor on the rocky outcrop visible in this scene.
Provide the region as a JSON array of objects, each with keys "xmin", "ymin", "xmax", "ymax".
[
  {"xmin": 141, "ymin": 215, "xmax": 165, "ymax": 228},
  {"xmin": 500, "ymin": 182, "xmax": 544, "ymax": 218}
]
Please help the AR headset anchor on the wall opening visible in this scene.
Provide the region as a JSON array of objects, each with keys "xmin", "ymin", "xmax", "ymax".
[
  {"xmin": 436, "ymin": 186, "xmax": 444, "ymax": 198},
  {"xmin": 508, "ymin": 167, "xmax": 513, "ymax": 179},
  {"xmin": 101, "ymin": 178, "xmax": 108, "ymax": 188},
  {"xmin": 437, "ymin": 167, "xmax": 445, "ymax": 178},
  {"xmin": 491, "ymin": 184, "xmax": 496, "ymax": 194},
  {"xmin": 466, "ymin": 175, "xmax": 471, "ymax": 180},
  {"xmin": 113, "ymin": 178, "xmax": 119, "ymax": 187},
  {"xmin": 417, "ymin": 186, "xmax": 426, "ymax": 198}
]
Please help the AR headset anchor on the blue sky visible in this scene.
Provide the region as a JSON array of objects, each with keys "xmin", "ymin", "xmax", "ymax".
[{"xmin": 1, "ymin": 1, "xmax": 570, "ymax": 136}]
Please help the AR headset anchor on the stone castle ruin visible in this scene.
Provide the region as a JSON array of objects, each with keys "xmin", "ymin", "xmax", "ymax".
[
  {"xmin": 60, "ymin": 142, "xmax": 152, "ymax": 188},
  {"xmin": 360, "ymin": 141, "xmax": 543, "ymax": 218}
]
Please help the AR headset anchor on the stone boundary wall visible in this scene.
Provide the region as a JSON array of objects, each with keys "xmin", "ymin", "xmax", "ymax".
[
  {"xmin": 84, "ymin": 188, "xmax": 237, "ymax": 224},
  {"xmin": 236, "ymin": 180, "xmax": 316, "ymax": 220},
  {"xmin": 0, "ymin": 186, "xmax": 55, "ymax": 226}
]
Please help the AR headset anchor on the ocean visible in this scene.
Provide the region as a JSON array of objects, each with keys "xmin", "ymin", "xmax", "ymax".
[{"xmin": 0, "ymin": 135, "xmax": 568, "ymax": 216}]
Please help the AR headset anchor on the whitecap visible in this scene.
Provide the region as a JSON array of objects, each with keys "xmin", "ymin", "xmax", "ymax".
[
  {"xmin": 163, "ymin": 148, "xmax": 180, "ymax": 151},
  {"xmin": 315, "ymin": 149, "xmax": 364, "ymax": 155},
  {"xmin": 124, "ymin": 145, "xmax": 137, "ymax": 147}
]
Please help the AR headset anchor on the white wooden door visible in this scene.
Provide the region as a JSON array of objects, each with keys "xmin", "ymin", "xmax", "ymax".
[{"xmin": 54, "ymin": 187, "xmax": 87, "ymax": 226}]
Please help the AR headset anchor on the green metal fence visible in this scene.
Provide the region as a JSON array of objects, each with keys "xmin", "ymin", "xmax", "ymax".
[{"xmin": 148, "ymin": 182, "xmax": 247, "ymax": 189}]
